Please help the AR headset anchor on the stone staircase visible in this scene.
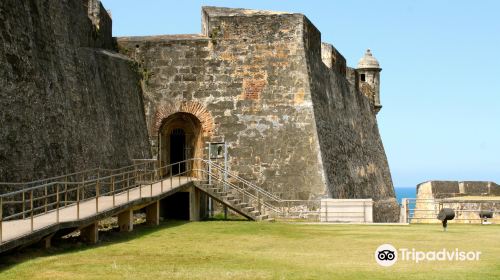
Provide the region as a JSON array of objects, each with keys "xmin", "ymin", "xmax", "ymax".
[
  {"xmin": 196, "ymin": 182, "xmax": 274, "ymax": 221},
  {"xmin": 194, "ymin": 160, "xmax": 282, "ymax": 222}
]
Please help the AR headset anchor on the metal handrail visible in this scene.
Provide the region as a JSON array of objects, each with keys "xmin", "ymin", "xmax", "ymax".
[
  {"xmin": 0, "ymin": 166, "xmax": 144, "ymax": 198},
  {"xmin": 0, "ymin": 168, "xmax": 100, "ymax": 186},
  {"xmin": 0, "ymin": 160, "xmax": 159, "ymax": 187},
  {"xmin": 201, "ymin": 159, "xmax": 283, "ymax": 203},
  {"xmin": 1, "ymin": 157, "xmax": 324, "ymax": 244},
  {"xmin": 0, "ymin": 158, "xmax": 282, "ymax": 202},
  {"xmin": 0, "ymin": 157, "xmax": 311, "ymax": 220},
  {"xmin": 401, "ymin": 197, "xmax": 500, "ymax": 223},
  {"xmin": 201, "ymin": 168, "xmax": 281, "ymax": 214},
  {"xmin": 0, "ymin": 160, "xmax": 157, "ymax": 222},
  {"xmin": 204, "ymin": 159, "xmax": 282, "ymax": 200},
  {"xmin": 405, "ymin": 198, "xmax": 500, "ymax": 202}
]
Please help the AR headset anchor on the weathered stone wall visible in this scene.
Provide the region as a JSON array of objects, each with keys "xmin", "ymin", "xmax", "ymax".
[
  {"xmin": 303, "ymin": 19, "xmax": 398, "ymax": 222},
  {"xmin": 117, "ymin": 7, "xmax": 398, "ymax": 221},
  {"xmin": 429, "ymin": 181, "xmax": 460, "ymax": 199},
  {"xmin": 417, "ymin": 180, "xmax": 499, "ymax": 199},
  {"xmin": 413, "ymin": 181, "xmax": 500, "ymax": 223},
  {"xmin": 460, "ymin": 181, "xmax": 499, "ymax": 195},
  {"xmin": 118, "ymin": 8, "xmax": 327, "ymax": 200},
  {"xmin": 84, "ymin": 0, "xmax": 114, "ymax": 49},
  {"xmin": 0, "ymin": 0, "xmax": 150, "ymax": 182}
]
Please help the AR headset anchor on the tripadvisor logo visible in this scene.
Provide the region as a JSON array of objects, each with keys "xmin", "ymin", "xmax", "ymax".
[
  {"xmin": 375, "ymin": 244, "xmax": 397, "ymax": 267},
  {"xmin": 375, "ymin": 244, "xmax": 481, "ymax": 267}
]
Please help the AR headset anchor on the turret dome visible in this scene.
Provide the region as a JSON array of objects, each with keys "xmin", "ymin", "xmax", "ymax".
[{"xmin": 357, "ymin": 49, "xmax": 380, "ymax": 69}]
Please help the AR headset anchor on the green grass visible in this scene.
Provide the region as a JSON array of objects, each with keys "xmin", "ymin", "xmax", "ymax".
[{"xmin": 1, "ymin": 221, "xmax": 499, "ymax": 279}]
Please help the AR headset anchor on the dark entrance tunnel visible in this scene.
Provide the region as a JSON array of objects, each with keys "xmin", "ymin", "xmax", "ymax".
[
  {"xmin": 160, "ymin": 192, "xmax": 190, "ymax": 220},
  {"xmin": 170, "ymin": 128, "xmax": 186, "ymax": 175}
]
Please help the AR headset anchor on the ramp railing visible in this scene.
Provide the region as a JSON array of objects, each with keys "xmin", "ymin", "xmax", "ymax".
[
  {"xmin": 1, "ymin": 158, "xmax": 327, "ymax": 244},
  {"xmin": 0, "ymin": 159, "xmax": 195, "ymax": 244},
  {"xmin": 401, "ymin": 198, "xmax": 500, "ymax": 223},
  {"xmin": 199, "ymin": 159, "xmax": 282, "ymax": 215}
]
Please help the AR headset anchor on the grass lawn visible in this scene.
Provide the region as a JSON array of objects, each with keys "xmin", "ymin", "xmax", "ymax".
[{"xmin": 0, "ymin": 221, "xmax": 499, "ymax": 279}]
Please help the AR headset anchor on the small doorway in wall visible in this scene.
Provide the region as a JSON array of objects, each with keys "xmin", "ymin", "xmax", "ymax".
[
  {"xmin": 158, "ymin": 112, "xmax": 203, "ymax": 177},
  {"xmin": 170, "ymin": 128, "xmax": 186, "ymax": 175}
]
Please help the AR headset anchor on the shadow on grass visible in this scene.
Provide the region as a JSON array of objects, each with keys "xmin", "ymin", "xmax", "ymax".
[
  {"xmin": 204, "ymin": 213, "xmax": 248, "ymax": 222},
  {"xmin": 0, "ymin": 216, "xmax": 255, "ymax": 272},
  {"xmin": 0, "ymin": 219, "xmax": 189, "ymax": 272}
]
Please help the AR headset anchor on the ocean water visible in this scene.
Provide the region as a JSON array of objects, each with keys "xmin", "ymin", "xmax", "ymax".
[{"xmin": 394, "ymin": 187, "xmax": 416, "ymax": 203}]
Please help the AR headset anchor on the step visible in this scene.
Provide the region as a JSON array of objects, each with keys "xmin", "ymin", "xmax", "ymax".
[
  {"xmin": 206, "ymin": 189, "xmax": 222, "ymax": 195},
  {"xmin": 257, "ymin": 214, "xmax": 269, "ymax": 221},
  {"xmin": 242, "ymin": 206, "xmax": 255, "ymax": 212},
  {"xmin": 206, "ymin": 188, "xmax": 221, "ymax": 193}
]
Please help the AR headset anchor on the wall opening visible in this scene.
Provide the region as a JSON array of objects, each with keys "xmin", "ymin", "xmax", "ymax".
[
  {"xmin": 170, "ymin": 128, "xmax": 186, "ymax": 174},
  {"xmin": 160, "ymin": 192, "xmax": 190, "ymax": 220},
  {"xmin": 360, "ymin": 73, "xmax": 366, "ymax": 82},
  {"xmin": 158, "ymin": 112, "xmax": 203, "ymax": 177}
]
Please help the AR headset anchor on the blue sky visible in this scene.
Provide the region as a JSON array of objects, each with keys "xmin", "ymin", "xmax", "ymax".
[{"xmin": 101, "ymin": 0, "xmax": 500, "ymax": 187}]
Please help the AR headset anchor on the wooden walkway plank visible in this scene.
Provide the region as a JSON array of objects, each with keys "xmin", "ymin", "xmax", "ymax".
[{"xmin": 0, "ymin": 176, "xmax": 193, "ymax": 246}]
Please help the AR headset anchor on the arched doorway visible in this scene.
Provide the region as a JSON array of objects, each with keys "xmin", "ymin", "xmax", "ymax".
[{"xmin": 158, "ymin": 112, "xmax": 203, "ymax": 177}]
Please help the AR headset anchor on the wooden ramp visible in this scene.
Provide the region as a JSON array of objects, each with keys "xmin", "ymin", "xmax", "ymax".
[
  {"xmin": 0, "ymin": 158, "xmax": 281, "ymax": 253},
  {"xmin": 0, "ymin": 176, "xmax": 195, "ymax": 253}
]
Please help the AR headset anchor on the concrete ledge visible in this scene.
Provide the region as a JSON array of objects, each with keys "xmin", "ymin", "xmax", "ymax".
[{"xmin": 320, "ymin": 199, "xmax": 373, "ymax": 223}]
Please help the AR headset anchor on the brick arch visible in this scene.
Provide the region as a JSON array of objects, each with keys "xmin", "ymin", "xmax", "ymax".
[{"xmin": 152, "ymin": 101, "xmax": 214, "ymax": 137}]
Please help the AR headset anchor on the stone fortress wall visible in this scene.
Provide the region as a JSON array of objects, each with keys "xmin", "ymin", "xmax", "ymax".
[
  {"xmin": 117, "ymin": 7, "xmax": 399, "ymax": 221},
  {"xmin": 0, "ymin": 1, "xmax": 398, "ymax": 222},
  {"xmin": 303, "ymin": 20, "xmax": 398, "ymax": 222},
  {"xmin": 0, "ymin": 0, "xmax": 150, "ymax": 183},
  {"xmin": 412, "ymin": 181, "xmax": 500, "ymax": 223},
  {"xmin": 117, "ymin": 8, "xmax": 326, "ymax": 203}
]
